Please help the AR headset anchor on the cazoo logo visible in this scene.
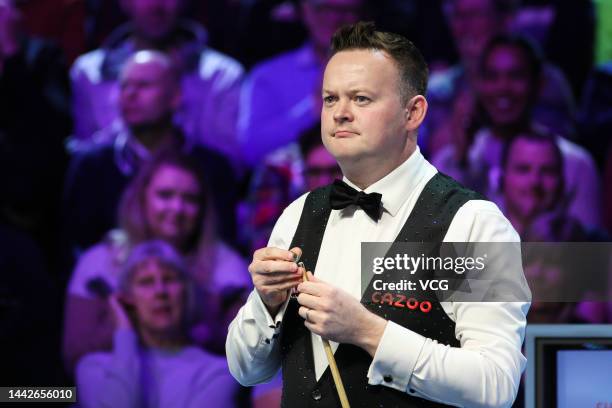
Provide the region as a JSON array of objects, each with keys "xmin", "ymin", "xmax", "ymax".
[{"xmin": 370, "ymin": 292, "xmax": 432, "ymax": 313}]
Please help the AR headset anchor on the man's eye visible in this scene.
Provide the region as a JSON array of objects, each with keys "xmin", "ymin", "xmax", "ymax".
[
  {"xmin": 157, "ymin": 190, "xmax": 173, "ymax": 199},
  {"xmin": 136, "ymin": 277, "xmax": 154, "ymax": 287},
  {"xmin": 355, "ymin": 95, "xmax": 371, "ymax": 104},
  {"xmin": 513, "ymin": 164, "xmax": 531, "ymax": 174},
  {"xmin": 323, "ymin": 96, "xmax": 337, "ymax": 104}
]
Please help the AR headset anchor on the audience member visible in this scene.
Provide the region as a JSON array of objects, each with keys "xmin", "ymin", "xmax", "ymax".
[
  {"xmin": 500, "ymin": 130, "xmax": 585, "ymax": 241},
  {"xmin": 433, "ymin": 34, "xmax": 601, "ymax": 228},
  {"xmin": 0, "ymin": 0, "xmax": 71, "ymax": 272},
  {"xmin": 499, "ymin": 130, "xmax": 607, "ymax": 323},
  {"xmin": 423, "ymin": 0, "xmax": 575, "ymax": 157},
  {"xmin": 237, "ymin": 0, "xmax": 365, "ymax": 165},
  {"xmin": 63, "ymin": 151, "xmax": 250, "ymax": 370},
  {"xmin": 70, "ymin": 0, "xmax": 244, "ymax": 160},
  {"xmin": 62, "ymin": 50, "xmax": 238, "ymax": 269},
  {"xmin": 76, "ymin": 240, "xmax": 241, "ymax": 407}
]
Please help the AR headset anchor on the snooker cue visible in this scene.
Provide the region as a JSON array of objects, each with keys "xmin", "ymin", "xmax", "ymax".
[{"xmin": 300, "ymin": 262, "xmax": 351, "ymax": 408}]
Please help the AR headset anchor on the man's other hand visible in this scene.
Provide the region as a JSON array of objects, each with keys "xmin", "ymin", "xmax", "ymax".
[{"xmin": 297, "ymin": 272, "xmax": 387, "ymax": 357}]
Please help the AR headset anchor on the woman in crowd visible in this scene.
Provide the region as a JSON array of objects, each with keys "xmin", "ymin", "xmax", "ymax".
[
  {"xmin": 76, "ymin": 240, "xmax": 241, "ymax": 407},
  {"xmin": 64, "ymin": 150, "xmax": 250, "ymax": 370}
]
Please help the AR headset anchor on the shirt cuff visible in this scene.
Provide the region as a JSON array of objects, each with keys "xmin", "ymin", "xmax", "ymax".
[
  {"xmin": 244, "ymin": 290, "xmax": 290, "ymax": 347},
  {"xmin": 367, "ymin": 320, "xmax": 426, "ymax": 394}
]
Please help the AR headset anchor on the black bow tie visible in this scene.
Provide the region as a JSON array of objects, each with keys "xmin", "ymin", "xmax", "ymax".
[{"xmin": 329, "ymin": 179, "xmax": 383, "ymax": 221}]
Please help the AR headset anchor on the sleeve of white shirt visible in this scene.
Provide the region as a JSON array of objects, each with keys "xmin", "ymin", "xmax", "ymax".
[
  {"xmin": 367, "ymin": 200, "xmax": 530, "ymax": 408},
  {"xmin": 225, "ymin": 195, "xmax": 307, "ymax": 386}
]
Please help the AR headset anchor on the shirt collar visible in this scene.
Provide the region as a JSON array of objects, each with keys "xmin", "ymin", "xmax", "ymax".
[{"xmin": 343, "ymin": 146, "xmax": 430, "ymax": 217}]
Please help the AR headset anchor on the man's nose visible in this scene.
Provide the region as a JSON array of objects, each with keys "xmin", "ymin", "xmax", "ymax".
[
  {"xmin": 527, "ymin": 173, "xmax": 545, "ymax": 192},
  {"xmin": 333, "ymin": 99, "xmax": 354, "ymax": 122},
  {"xmin": 492, "ymin": 76, "xmax": 512, "ymax": 92},
  {"xmin": 122, "ymin": 84, "xmax": 138, "ymax": 99},
  {"xmin": 169, "ymin": 197, "xmax": 185, "ymax": 212}
]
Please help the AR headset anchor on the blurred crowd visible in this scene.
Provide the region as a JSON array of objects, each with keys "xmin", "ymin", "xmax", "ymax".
[{"xmin": 1, "ymin": 0, "xmax": 611, "ymax": 406}]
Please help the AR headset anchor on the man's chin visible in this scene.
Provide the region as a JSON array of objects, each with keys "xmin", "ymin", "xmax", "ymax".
[{"xmin": 328, "ymin": 149, "xmax": 361, "ymax": 163}]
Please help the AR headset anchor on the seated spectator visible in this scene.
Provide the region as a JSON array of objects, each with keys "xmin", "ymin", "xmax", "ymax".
[
  {"xmin": 500, "ymin": 129, "xmax": 586, "ymax": 241},
  {"xmin": 433, "ymin": 34, "xmax": 601, "ymax": 228},
  {"xmin": 0, "ymin": 0, "xmax": 71, "ymax": 272},
  {"xmin": 499, "ymin": 129, "xmax": 606, "ymax": 323},
  {"xmin": 423, "ymin": 0, "xmax": 575, "ymax": 157},
  {"xmin": 237, "ymin": 0, "xmax": 365, "ymax": 166},
  {"xmin": 76, "ymin": 240, "xmax": 241, "ymax": 408},
  {"xmin": 70, "ymin": 0, "xmax": 243, "ymax": 161},
  {"xmin": 62, "ymin": 50, "xmax": 238, "ymax": 270},
  {"xmin": 64, "ymin": 151, "xmax": 250, "ymax": 371}
]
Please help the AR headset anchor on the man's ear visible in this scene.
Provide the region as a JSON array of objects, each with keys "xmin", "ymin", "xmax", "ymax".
[{"xmin": 404, "ymin": 95, "xmax": 428, "ymax": 132}]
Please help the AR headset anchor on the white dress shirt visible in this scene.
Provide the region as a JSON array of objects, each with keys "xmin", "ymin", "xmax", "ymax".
[{"xmin": 226, "ymin": 147, "xmax": 529, "ymax": 408}]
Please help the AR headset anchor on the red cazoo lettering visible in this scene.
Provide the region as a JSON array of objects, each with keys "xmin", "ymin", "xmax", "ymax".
[{"xmin": 371, "ymin": 292, "xmax": 432, "ymax": 313}]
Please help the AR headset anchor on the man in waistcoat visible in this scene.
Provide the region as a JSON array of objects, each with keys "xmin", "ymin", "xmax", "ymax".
[{"xmin": 226, "ymin": 22, "xmax": 529, "ymax": 407}]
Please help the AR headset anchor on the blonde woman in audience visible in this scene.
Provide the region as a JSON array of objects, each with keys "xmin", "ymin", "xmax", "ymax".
[{"xmin": 64, "ymin": 151, "xmax": 250, "ymax": 371}]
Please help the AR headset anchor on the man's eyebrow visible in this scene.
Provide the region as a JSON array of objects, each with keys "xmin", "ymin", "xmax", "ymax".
[
  {"xmin": 347, "ymin": 88, "xmax": 374, "ymax": 94},
  {"xmin": 322, "ymin": 88, "xmax": 375, "ymax": 95}
]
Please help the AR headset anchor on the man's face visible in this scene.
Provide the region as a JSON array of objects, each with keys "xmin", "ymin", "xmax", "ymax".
[
  {"xmin": 119, "ymin": 59, "xmax": 179, "ymax": 128},
  {"xmin": 124, "ymin": 0, "xmax": 183, "ymax": 41},
  {"xmin": 302, "ymin": 0, "xmax": 363, "ymax": 51},
  {"xmin": 503, "ymin": 137, "xmax": 562, "ymax": 221},
  {"xmin": 447, "ymin": 0, "xmax": 503, "ymax": 66},
  {"xmin": 477, "ymin": 45, "xmax": 535, "ymax": 127},
  {"xmin": 321, "ymin": 49, "xmax": 408, "ymax": 166}
]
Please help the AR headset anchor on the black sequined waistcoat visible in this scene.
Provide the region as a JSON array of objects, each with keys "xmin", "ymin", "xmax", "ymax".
[{"xmin": 280, "ymin": 173, "xmax": 485, "ymax": 408}]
